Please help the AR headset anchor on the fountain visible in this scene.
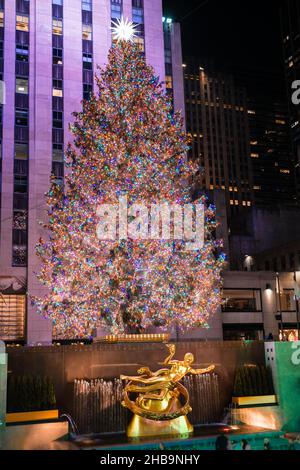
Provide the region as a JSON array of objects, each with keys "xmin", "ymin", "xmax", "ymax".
[
  {"xmin": 73, "ymin": 378, "xmax": 128, "ymax": 435},
  {"xmin": 73, "ymin": 374, "xmax": 221, "ymax": 435}
]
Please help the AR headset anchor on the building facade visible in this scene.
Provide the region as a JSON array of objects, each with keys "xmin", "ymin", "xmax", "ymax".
[
  {"xmin": 234, "ymin": 67, "xmax": 297, "ymax": 208},
  {"xmin": 177, "ymin": 270, "xmax": 300, "ymax": 343},
  {"xmin": 184, "ymin": 61, "xmax": 253, "ymax": 216},
  {"xmin": 280, "ymin": 0, "xmax": 300, "ymax": 201},
  {"xmin": 0, "ymin": 0, "xmax": 186, "ymax": 345}
]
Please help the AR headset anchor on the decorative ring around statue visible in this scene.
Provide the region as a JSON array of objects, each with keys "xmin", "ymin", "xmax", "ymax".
[{"xmin": 121, "ymin": 380, "xmax": 192, "ymax": 421}]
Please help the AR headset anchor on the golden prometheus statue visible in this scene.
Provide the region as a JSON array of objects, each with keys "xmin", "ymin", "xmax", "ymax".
[{"xmin": 120, "ymin": 343, "xmax": 215, "ymax": 438}]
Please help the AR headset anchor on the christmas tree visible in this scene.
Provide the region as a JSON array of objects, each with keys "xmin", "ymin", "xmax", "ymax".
[{"xmin": 34, "ymin": 25, "xmax": 225, "ymax": 339}]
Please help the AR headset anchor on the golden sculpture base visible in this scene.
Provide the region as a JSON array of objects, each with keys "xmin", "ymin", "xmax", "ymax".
[{"xmin": 127, "ymin": 414, "xmax": 194, "ymax": 438}]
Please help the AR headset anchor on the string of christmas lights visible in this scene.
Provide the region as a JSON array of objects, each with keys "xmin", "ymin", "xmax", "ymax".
[{"xmin": 33, "ymin": 39, "xmax": 226, "ymax": 339}]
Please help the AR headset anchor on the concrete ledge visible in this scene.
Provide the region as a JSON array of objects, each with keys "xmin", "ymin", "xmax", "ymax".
[
  {"xmin": 6, "ymin": 410, "xmax": 59, "ymax": 424},
  {"xmin": 232, "ymin": 395, "xmax": 277, "ymax": 406}
]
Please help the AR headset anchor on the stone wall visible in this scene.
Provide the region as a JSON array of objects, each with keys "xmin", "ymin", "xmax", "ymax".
[{"xmin": 6, "ymin": 340, "xmax": 265, "ymax": 416}]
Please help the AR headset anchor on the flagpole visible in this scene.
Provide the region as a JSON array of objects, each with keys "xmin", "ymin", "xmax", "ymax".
[{"xmin": 294, "ymin": 271, "xmax": 300, "ymax": 340}]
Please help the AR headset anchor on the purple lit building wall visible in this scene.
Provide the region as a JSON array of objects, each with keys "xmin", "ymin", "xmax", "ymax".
[{"xmin": 0, "ymin": 0, "xmax": 185, "ymax": 345}]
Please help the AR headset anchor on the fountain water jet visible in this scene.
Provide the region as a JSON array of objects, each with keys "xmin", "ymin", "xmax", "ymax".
[{"xmin": 73, "ymin": 374, "xmax": 221, "ymax": 435}]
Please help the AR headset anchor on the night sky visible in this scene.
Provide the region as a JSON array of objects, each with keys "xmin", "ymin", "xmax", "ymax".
[{"xmin": 163, "ymin": 0, "xmax": 283, "ymax": 73}]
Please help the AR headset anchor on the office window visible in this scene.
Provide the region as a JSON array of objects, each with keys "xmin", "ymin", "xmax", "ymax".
[
  {"xmin": 134, "ymin": 36, "xmax": 144, "ymax": 52},
  {"xmin": 16, "ymin": 78, "xmax": 28, "ymax": 94},
  {"xmin": 15, "ymin": 143, "xmax": 28, "ymax": 160},
  {"xmin": 53, "ymin": 18, "xmax": 63, "ymax": 35},
  {"xmin": 52, "ymin": 161, "xmax": 64, "ymax": 179},
  {"xmin": 14, "ymin": 175, "xmax": 28, "ymax": 194},
  {"xmin": 0, "ymin": 11, "xmax": 4, "ymax": 28},
  {"xmin": 222, "ymin": 289, "xmax": 262, "ymax": 312},
  {"xmin": 278, "ymin": 289, "xmax": 296, "ymax": 312},
  {"xmin": 82, "ymin": 23, "xmax": 92, "ymax": 40},
  {"xmin": 0, "ymin": 295, "xmax": 26, "ymax": 342},
  {"xmin": 12, "ymin": 246, "xmax": 27, "ymax": 267},
  {"xmin": 83, "ymin": 52, "xmax": 93, "ymax": 70},
  {"xmin": 53, "ymin": 79, "xmax": 63, "ymax": 97},
  {"xmin": 16, "ymin": 15, "xmax": 29, "ymax": 32},
  {"xmin": 53, "ymin": 48, "xmax": 63, "ymax": 65},
  {"xmin": 14, "ymin": 158, "xmax": 28, "ymax": 175},
  {"xmin": 83, "ymin": 83, "xmax": 92, "ymax": 101},
  {"xmin": 53, "ymin": 88, "xmax": 63, "ymax": 97},
  {"xmin": 15, "ymin": 108, "xmax": 28, "ymax": 127},
  {"xmin": 53, "ymin": 143, "xmax": 64, "ymax": 162},
  {"xmin": 53, "ymin": 110, "xmax": 63, "ymax": 129},
  {"xmin": 132, "ymin": 7, "xmax": 143, "ymax": 24},
  {"xmin": 13, "ymin": 210, "xmax": 27, "ymax": 230},
  {"xmin": 16, "ymin": 44, "xmax": 29, "ymax": 62},
  {"xmin": 165, "ymin": 75, "xmax": 173, "ymax": 90},
  {"xmin": 111, "ymin": 0, "xmax": 122, "ymax": 20},
  {"xmin": 165, "ymin": 50, "xmax": 172, "ymax": 64},
  {"xmin": 132, "ymin": 0, "xmax": 143, "ymax": 7},
  {"xmin": 82, "ymin": 0, "xmax": 92, "ymax": 11}
]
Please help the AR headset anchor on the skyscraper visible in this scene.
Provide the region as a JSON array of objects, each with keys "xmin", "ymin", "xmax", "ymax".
[
  {"xmin": 0, "ymin": 0, "xmax": 184, "ymax": 344},
  {"xmin": 239, "ymin": 68, "xmax": 296, "ymax": 207},
  {"xmin": 184, "ymin": 60, "xmax": 253, "ymax": 215},
  {"xmin": 280, "ymin": 0, "xmax": 300, "ymax": 201}
]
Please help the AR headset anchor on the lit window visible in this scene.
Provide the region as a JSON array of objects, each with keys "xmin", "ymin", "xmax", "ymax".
[
  {"xmin": 280, "ymin": 169, "xmax": 290, "ymax": 174},
  {"xmin": 53, "ymin": 79, "xmax": 63, "ymax": 97},
  {"xmin": 222, "ymin": 289, "xmax": 261, "ymax": 312},
  {"xmin": 250, "ymin": 140, "xmax": 258, "ymax": 145},
  {"xmin": 165, "ymin": 75, "xmax": 173, "ymax": 90},
  {"xmin": 53, "ymin": 19, "xmax": 63, "ymax": 35},
  {"xmin": 53, "ymin": 88, "xmax": 63, "ymax": 97},
  {"xmin": 16, "ymin": 78, "xmax": 29, "ymax": 94},
  {"xmin": 0, "ymin": 295, "xmax": 26, "ymax": 341},
  {"xmin": 251, "ymin": 153, "xmax": 259, "ymax": 158},
  {"xmin": 247, "ymin": 109, "xmax": 256, "ymax": 115},
  {"xmin": 82, "ymin": 0, "xmax": 92, "ymax": 11},
  {"xmin": 83, "ymin": 52, "xmax": 93, "ymax": 70},
  {"xmin": 111, "ymin": 1, "xmax": 122, "ymax": 20},
  {"xmin": 15, "ymin": 143, "xmax": 28, "ymax": 160},
  {"xmin": 0, "ymin": 11, "xmax": 4, "ymax": 28},
  {"xmin": 276, "ymin": 119, "xmax": 286, "ymax": 125},
  {"xmin": 82, "ymin": 24, "xmax": 92, "ymax": 40},
  {"xmin": 134, "ymin": 36, "xmax": 144, "ymax": 52},
  {"xmin": 16, "ymin": 44, "xmax": 29, "ymax": 62},
  {"xmin": 132, "ymin": 7, "xmax": 144, "ymax": 24},
  {"xmin": 16, "ymin": 15, "xmax": 29, "ymax": 32}
]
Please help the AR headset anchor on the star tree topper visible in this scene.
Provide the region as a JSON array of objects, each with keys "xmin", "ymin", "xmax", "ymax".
[{"xmin": 111, "ymin": 17, "xmax": 139, "ymax": 42}]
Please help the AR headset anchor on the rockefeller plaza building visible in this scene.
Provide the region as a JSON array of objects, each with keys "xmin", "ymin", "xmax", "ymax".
[{"xmin": 0, "ymin": 0, "xmax": 184, "ymax": 344}]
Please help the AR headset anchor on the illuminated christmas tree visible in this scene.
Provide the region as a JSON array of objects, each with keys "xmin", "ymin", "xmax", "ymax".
[{"xmin": 34, "ymin": 23, "xmax": 225, "ymax": 338}]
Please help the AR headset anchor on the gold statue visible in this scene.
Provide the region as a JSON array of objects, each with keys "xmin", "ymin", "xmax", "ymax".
[{"xmin": 120, "ymin": 343, "xmax": 215, "ymax": 438}]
